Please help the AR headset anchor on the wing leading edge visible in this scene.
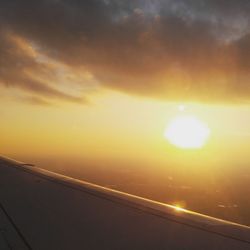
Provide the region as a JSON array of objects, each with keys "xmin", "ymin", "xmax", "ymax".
[{"xmin": 0, "ymin": 156, "xmax": 249, "ymax": 250}]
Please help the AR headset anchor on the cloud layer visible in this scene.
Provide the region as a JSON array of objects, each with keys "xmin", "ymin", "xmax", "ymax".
[{"xmin": 1, "ymin": 0, "xmax": 250, "ymax": 103}]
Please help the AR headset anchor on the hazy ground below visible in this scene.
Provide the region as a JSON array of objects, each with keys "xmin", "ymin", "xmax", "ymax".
[{"xmin": 17, "ymin": 155, "xmax": 250, "ymax": 227}]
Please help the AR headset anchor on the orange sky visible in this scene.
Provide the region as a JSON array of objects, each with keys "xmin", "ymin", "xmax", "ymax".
[{"xmin": 2, "ymin": 86, "xmax": 250, "ymax": 170}]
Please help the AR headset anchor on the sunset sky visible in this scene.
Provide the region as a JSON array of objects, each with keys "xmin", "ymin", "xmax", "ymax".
[
  {"xmin": 1, "ymin": 0, "xmax": 250, "ymax": 157},
  {"xmin": 1, "ymin": 1, "xmax": 250, "ymax": 223}
]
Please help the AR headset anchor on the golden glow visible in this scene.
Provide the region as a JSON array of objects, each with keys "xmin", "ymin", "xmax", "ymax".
[
  {"xmin": 1, "ymin": 89, "xmax": 250, "ymax": 170},
  {"xmin": 173, "ymin": 204, "xmax": 186, "ymax": 212},
  {"xmin": 164, "ymin": 115, "xmax": 210, "ymax": 149}
]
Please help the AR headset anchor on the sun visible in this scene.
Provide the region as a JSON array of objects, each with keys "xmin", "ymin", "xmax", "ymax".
[{"xmin": 164, "ymin": 115, "xmax": 210, "ymax": 149}]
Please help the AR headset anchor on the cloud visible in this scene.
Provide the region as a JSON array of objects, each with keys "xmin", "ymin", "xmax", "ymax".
[
  {"xmin": 0, "ymin": 28, "xmax": 89, "ymax": 104},
  {"xmin": 20, "ymin": 96, "xmax": 52, "ymax": 106},
  {"xmin": 1, "ymin": 0, "xmax": 250, "ymax": 103}
]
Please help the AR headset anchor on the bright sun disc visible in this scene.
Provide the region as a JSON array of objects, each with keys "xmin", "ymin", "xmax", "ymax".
[{"xmin": 164, "ymin": 115, "xmax": 210, "ymax": 149}]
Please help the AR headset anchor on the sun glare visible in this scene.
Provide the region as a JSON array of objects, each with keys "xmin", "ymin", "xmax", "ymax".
[
  {"xmin": 164, "ymin": 115, "xmax": 210, "ymax": 149},
  {"xmin": 173, "ymin": 205, "xmax": 186, "ymax": 212}
]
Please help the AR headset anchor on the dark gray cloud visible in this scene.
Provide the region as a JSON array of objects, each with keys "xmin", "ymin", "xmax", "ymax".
[
  {"xmin": 1, "ymin": 0, "xmax": 250, "ymax": 103},
  {"xmin": 0, "ymin": 27, "xmax": 87, "ymax": 104}
]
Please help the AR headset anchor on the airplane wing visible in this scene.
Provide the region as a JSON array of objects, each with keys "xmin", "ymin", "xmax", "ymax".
[{"xmin": 0, "ymin": 156, "xmax": 249, "ymax": 250}]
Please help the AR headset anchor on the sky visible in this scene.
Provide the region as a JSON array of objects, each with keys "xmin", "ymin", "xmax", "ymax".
[
  {"xmin": 1, "ymin": 0, "xmax": 250, "ymax": 224},
  {"xmin": 1, "ymin": 0, "xmax": 250, "ymax": 158},
  {"xmin": 2, "ymin": 0, "xmax": 250, "ymax": 104}
]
